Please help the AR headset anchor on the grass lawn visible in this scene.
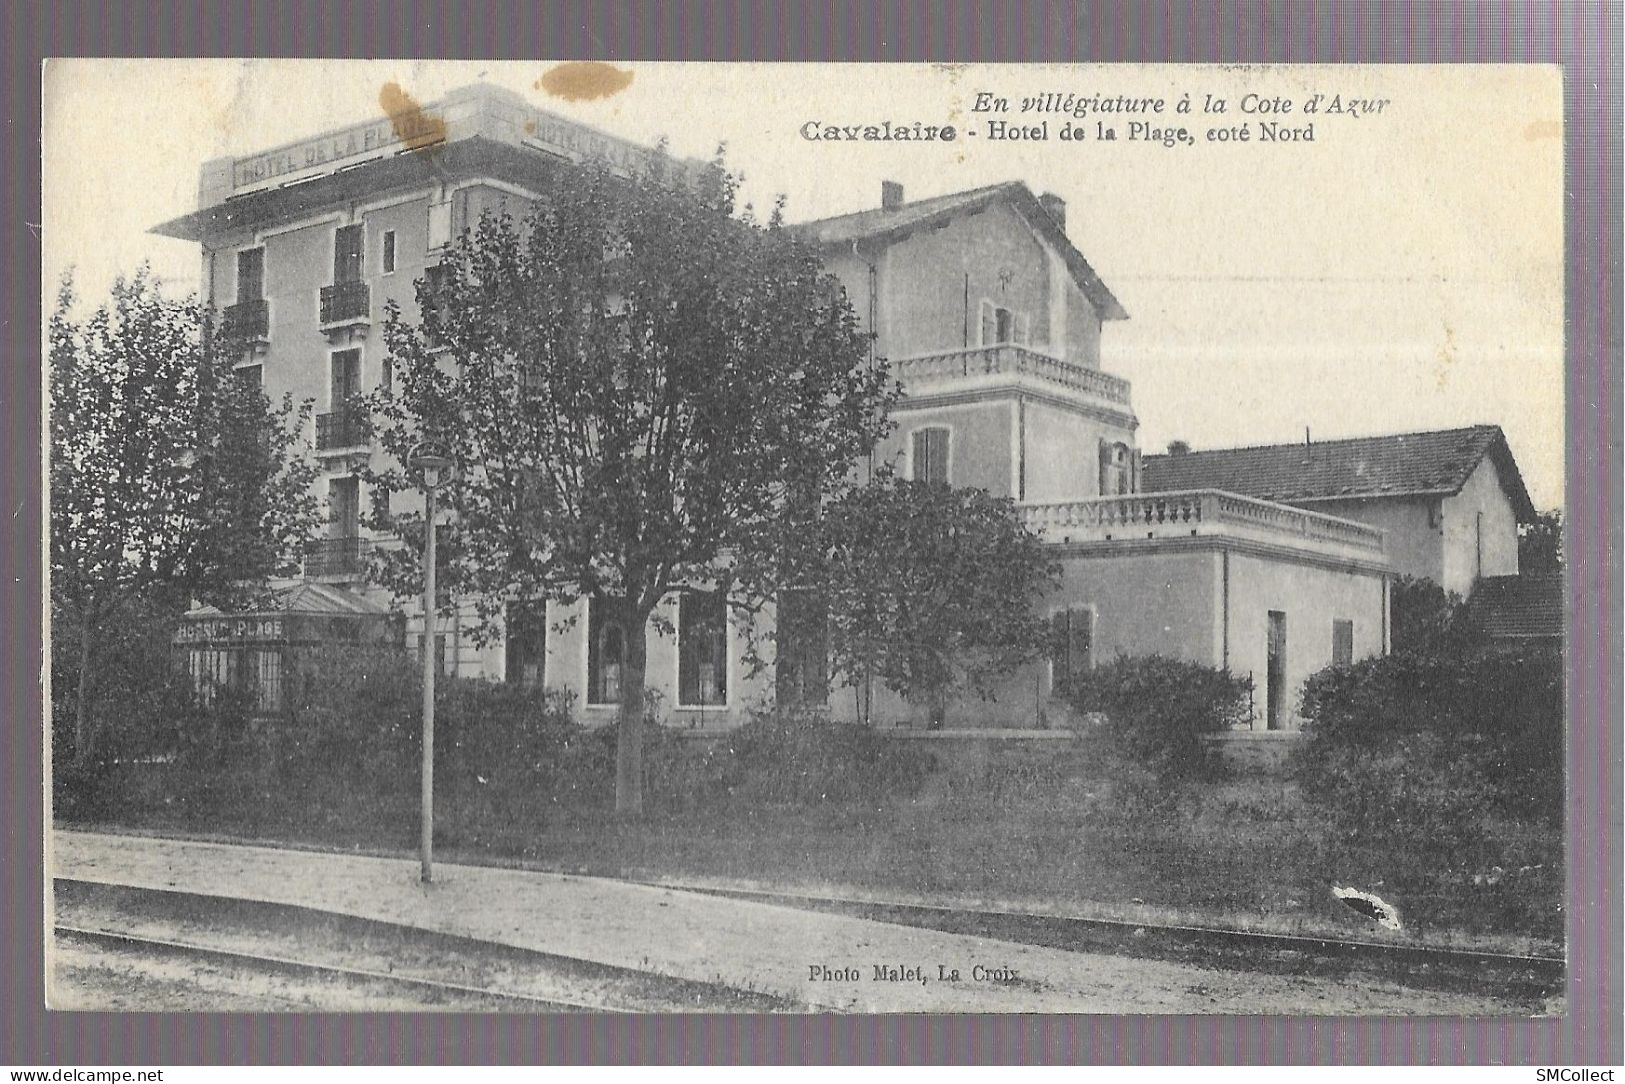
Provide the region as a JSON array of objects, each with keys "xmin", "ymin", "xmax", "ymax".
[{"xmin": 59, "ymin": 737, "xmax": 1564, "ymax": 956}]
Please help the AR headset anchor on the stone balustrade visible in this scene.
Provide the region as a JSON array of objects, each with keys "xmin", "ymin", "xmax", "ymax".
[
  {"xmin": 1019, "ymin": 489, "xmax": 1386, "ymax": 558},
  {"xmin": 891, "ymin": 344, "xmax": 1132, "ymax": 406}
]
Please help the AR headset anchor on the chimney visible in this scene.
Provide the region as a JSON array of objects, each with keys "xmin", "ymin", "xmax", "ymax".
[
  {"xmin": 1167, "ymin": 439, "xmax": 1191, "ymax": 456},
  {"xmin": 881, "ymin": 180, "xmax": 905, "ymax": 211},
  {"xmin": 1039, "ymin": 192, "xmax": 1067, "ymax": 232}
]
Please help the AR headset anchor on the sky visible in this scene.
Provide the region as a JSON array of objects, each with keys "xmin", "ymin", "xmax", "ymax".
[{"xmin": 41, "ymin": 60, "xmax": 1565, "ymax": 508}]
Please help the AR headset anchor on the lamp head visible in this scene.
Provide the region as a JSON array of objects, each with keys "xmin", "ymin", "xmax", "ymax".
[{"xmin": 409, "ymin": 450, "xmax": 454, "ymax": 492}]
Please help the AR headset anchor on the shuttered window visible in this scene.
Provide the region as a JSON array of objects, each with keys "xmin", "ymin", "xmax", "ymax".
[
  {"xmin": 1332, "ymin": 619, "xmax": 1355, "ymax": 667},
  {"xmin": 236, "ymin": 247, "xmax": 264, "ymax": 302},
  {"xmin": 333, "ymin": 224, "xmax": 364, "ymax": 284},
  {"xmin": 911, "ymin": 427, "xmax": 950, "ymax": 486}
]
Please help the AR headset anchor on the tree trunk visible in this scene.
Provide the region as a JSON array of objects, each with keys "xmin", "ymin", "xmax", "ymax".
[
  {"xmin": 613, "ymin": 599, "xmax": 650, "ymax": 816},
  {"xmin": 74, "ymin": 599, "xmax": 96, "ymax": 766}
]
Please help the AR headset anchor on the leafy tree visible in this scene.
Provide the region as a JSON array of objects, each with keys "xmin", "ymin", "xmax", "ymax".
[
  {"xmin": 816, "ymin": 472, "xmax": 1059, "ymax": 727},
  {"xmin": 1519, "ymin": 508, "xmax": 1563, "ymax": 574},
  {"xmin": 1389, "ymin": 574, "xmax": 1472, "ymax": 656},
  {"xmin": 367, "ymin": 153, "xmax": 897, "ymax": 813},
  {"xmin": 49, "ymin": 268, "xmax": 320, "ymax": 763}
]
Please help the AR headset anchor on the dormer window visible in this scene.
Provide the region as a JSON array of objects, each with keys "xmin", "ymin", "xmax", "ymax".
[{"xmin": 979, "ymin": 300, "xmax": 1029, "ymax": 346}]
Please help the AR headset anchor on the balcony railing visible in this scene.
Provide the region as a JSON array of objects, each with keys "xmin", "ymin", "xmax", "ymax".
[
  {"xmin": 1019, "ymin": 489, "xmax": 1387, "ymax": 558},
  {"xmin": 319, "ymin": 280, "xmax": 371, "ymax": 328},
  {"xmin": 220, "ymin": 298, "xmax": 270, "ymax": 343},
  {"xmin": 304, "ymin": 536, "xmax": 373, "ymax": 578},
  {"xmin": 315, "ymin": 402, "xmax": 370, "ymax": 451},
  {"xmin": 892, "ymin": 344, "xmax": 1132, "ymax": 406}
]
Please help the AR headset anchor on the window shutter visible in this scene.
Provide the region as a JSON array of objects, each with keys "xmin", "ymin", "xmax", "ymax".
[
  {"xmin": 1098, "ymin": 439, "xmax": 1112, "ymax": 495},
  {"xmin": 237, "ymin": 248, "xmax": 264, "ymax": 303},
  {"xmin": 913, "ymin": 428, "xmax": 949, "ymax": 486},
  {"xmin": 980, "ymin": 301, "xmax": 996, "ymax": 346},
  {"xmin": 1332, "ymin": 619, "xmax": 1354, "ymax": 667},
  {"xmin": 334, "ymin": 225, "xmax": 363, "ymax": 283},
  {"xmin": 1013, "ymin": 313, "xmax": 1030, "ymax": 345}
]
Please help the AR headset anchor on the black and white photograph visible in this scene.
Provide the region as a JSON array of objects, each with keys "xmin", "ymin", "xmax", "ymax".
[{"xmin": 42, "ymin": 58, "xmax": 1566, "ymax": 1016}]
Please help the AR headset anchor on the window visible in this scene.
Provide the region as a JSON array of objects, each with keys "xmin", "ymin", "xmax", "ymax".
[
  {"xmin": 587, "ymin": 596, "xmax": 627, "ymax": 705},
  {"xmin": 1332, "ymin": 619, "xmax": 1355, "ymax": 667},
  {"xmin": 1050, "ymin": 607, "xmax": 1094, "ymax": 695},
  {"xmin": 333, "ymin": 224, "xmax": 364, "ymax": 284},
  {"xmin": 381, "ymin": 229, "xmax": 397, "ymax": 274},
  {"xmin": 911, "ymin": 427, "xmax": 950, "ymax": 486},
  {"xmin": 328, "ymin": 476, "xmax": 360, "ymax": 538},
  {"xmin": 1098, "ymin": 440, "xmax": 1133, "ymax": 496},
  {"xmin": 418, "ymin": 632, "xmax": 454, "ymax": 677},
  {"xmin": 677, "ymin": 591, "xmax": 728, "ymax": 707},
  {"xmin": 505, "ymin": 600, "xmax": 547, "ymax": 688},
  {"xmin": 235, "ymin": 364, "xmax": 263, "ymax": 392},
  {"xmin": 236, "ymin": 247, "xmax": 265, "ymax": 303},
  {"xmin": 424, "ymin": 263, "xmax": 452, "ymax": 347},
  {"xmin": 380, "ymin": 356, "xmax": 393, "ymax": 395},
  {"xmin": 330, "ymin": 348, "xmax": 362, "ymax": 407},
  {"xmin": 979, "ymin": 300, "xmax": 1029, "ymax": 346}
]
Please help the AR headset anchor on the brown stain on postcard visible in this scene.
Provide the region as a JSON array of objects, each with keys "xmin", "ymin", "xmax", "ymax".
[
  {"xmin": 379, "ymin": 81, "xmax": 446, "ymax": 150},
  {"xmin": 1522, "ymin": 119, "xmax": 1561, "ymax": 141},
  {"xmin": 536, "ymin": 62, "xmax": 634, "ymax": 101}
]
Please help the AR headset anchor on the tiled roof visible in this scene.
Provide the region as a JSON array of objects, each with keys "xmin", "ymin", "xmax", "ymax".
[
  {"xmin": 1142, "ymin": 425, "xmax": 1537, "ymax": 520},
  {"xmin": 1464, "ymin": 574, "xmax": 1563, "ymax": 639},
  {"xmin": 183, "ymin": 581, "xmax": 394, "ymax": 619},
  {"xmin": 788, "ymin": 181, "xmax": 1129, "ymax": 321}
]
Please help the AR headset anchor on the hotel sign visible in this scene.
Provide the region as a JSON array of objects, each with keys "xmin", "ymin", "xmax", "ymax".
[
  {"xmin": 175, "ymin": 616, "xmax": 285, "ymax": 644},
  {"xmin": 525, "ymin": 109, "xmax": 668, "ymax": 177},
  {"xmin": 228, "ymin": 89, "xmax": 694, "ymax": 198},
  {"xmin": 231, "ymin": 109, "xmax": 447, "ymax": 194}
]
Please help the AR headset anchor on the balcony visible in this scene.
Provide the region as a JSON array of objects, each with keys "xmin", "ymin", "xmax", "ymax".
[
  {"xmin": 892, "ymin": 344, "xmax": 1132, "ymax": 409},
  {"xmin": 1020, "ymin": 490, "xmax": 1387, "ymax": 564},
  {"xmin": 220, "ymin": 298, "xmax": 270, "ymax": 346},
  {"xmin": 315, "ymin": 402, "xmax": 370, "ymax": 452},
  {"xmin": 304, "ymin": 536, "xmax": 373, "ymax": 579},
  {"xmin": 319, "ymin": 280, "xmax": 371, "ymax": 332}
]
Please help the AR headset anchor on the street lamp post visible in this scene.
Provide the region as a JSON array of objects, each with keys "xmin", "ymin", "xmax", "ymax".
[{"xmin": 411, "ymin": 448, "xmax": 453, "ymax": 884}]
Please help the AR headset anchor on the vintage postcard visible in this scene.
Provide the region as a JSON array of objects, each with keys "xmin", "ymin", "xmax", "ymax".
[{"xmin": 42, "ymin": 59, "xmax": 1564, "ymax": 1015}]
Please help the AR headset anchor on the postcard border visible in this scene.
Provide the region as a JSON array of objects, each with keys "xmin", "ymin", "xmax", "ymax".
[{"xmin": 5, "ymin": 0, "xmax": 1620, "ymax": 1066}]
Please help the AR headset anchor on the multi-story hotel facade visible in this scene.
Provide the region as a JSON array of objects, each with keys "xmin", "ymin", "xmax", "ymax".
[{"xmin": 159, "ymin": 84, "xmax": 1392, "ymax": 732}]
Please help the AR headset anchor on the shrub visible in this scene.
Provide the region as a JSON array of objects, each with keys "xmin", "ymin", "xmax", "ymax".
[
  {"xmin": 436, "ymin": 678, "xmax": 580, "ymax": 795},
  {"xmin": 1390, "ymin": 575, "xmax": 1473, "ymax": 655},
  {"xmin": 269, "ymin": 646, "xmax": 423, "ymax": 790},
  {"xmin": 1292, "ymin": 644, "xmax": 1563, "ymax": 830},
  {"xmin": 1063, "ymin": 655, "xmax": 1252, "ymax": 786},
  {"xmin": 716, "ymin": 706, "xmax": 938, "ymax": 805}
]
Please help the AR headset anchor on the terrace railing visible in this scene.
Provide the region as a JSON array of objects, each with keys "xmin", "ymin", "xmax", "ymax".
[
  {"xmin": 1019, "ymin": 489, "xmax": 1386, "ymax": 557},
  {"xmin": 304, "ymin": 536, "xmax": 373, "ymax": 578},
  {"xmin": 891, "ymin": 344, "xmax": 1132, "ymax": 406}
]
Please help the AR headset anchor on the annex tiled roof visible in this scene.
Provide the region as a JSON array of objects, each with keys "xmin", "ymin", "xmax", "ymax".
[
  {"xmin": 183, "ymin": 581, "xmax": 394, "ymax": 619},
  {"xmin": 789, "ymin": 181, "xmax": 1129, "ymax": 321},
  {"xmin": 1464, "ymin": 574, "xmax": 1563, "ymax": 639},
  {"xmin": 1142, "ymin": 425, "xmax": 1537, "ymax": 521}
]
